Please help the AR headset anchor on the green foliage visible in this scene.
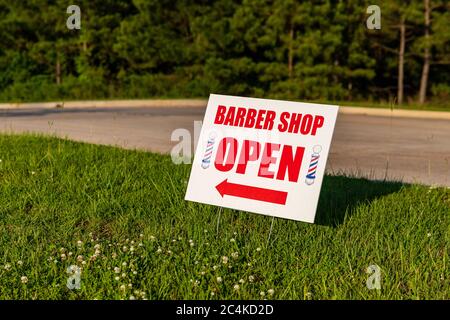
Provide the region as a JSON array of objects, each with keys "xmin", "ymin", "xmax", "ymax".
[{"xmin": 0, "ymin": 0, "xmax": 448, "ymax": 105}]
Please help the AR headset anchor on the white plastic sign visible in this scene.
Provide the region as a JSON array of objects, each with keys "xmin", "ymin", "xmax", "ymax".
[{"xmin": 185, "ymin": 94, "xmax": 339, "ymax": 223}]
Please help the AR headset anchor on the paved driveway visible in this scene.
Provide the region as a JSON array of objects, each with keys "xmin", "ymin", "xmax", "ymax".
[{"xmin": 1, "ymin": 107, "xmax": 449, "ymax": 186}]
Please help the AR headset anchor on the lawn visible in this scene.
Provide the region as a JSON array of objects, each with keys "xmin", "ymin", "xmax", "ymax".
[{"xmin": 0, "ymin": 134, "xmax": 448, "ymax": 300}]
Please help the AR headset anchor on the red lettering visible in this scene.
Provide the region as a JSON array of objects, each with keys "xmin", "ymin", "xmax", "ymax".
[
  {"xmin": 223, "ymin": 106, "xmax": 236, "ymax": 126},
  {"xmin": 278, "ymin": 112, "xmax": 290, "ymax": 132},
  {"xmin": 276, "ymin": 145, "xmax": 305, "ymax": 182},
  {"xmin": 311, "ymin": 115, "xmax": 324, "ymax": 135},
  {"xmin": 214, "ymin": 105, "xmax": 227, "ymax": 124},
  {"xmin": 214, "ymin": 137, "xmax": 238, "ymax": 172},
  {"xmin": 288, "ymin": 113, "xmax": 302, "ymax": 133},
  {"xmin": 236, "ymin": 140, "xmax": 261, "ymax": 174},
  {"xmin": 234, "ymin": 107, "xmax": 247, "ymax": 127},
  {"xmin": 300, "ymin": 114, "xmax": 313, "ymax": 135},
  {"xmin": 258, "ymin": 143, "xmax": 280, "ymax": 178},
  {"xmin": 264, "ymin": 111, "xmax": 276, "ymax": 130},
  {"xmin": 244, "ymin": 109, "xmax": 257, "ymax": 128},
  {"xmin": 255, "ymin": 110, "xmax": 266, "ymax": 130}
]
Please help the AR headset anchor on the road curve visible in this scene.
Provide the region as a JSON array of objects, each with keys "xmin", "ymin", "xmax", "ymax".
[{"xmin": 1, "ymin": 106, "xmax": 449, "ymax": 187}]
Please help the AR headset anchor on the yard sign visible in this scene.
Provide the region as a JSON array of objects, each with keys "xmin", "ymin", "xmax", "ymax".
[{"xmin": 185, "ymin": 94, "xmax": 339, "ymax": 223}]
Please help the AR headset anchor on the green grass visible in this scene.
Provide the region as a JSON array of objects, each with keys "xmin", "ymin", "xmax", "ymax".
[
  {"xmin": 316, "ymin": 100, "xmax": 450, "ymax": 112},
  {"xmin": 2, "ymin": 96, "xmax": 449, "ymax": 112},
  {"xmin": 0, "ymin": 134, "xmax": 448, "ymax": 300}
]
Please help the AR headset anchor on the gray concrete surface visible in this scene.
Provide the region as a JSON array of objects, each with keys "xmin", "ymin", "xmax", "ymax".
[{"xmin": 1, "ymin": 106, "xmax": 449, "ymax": 186}]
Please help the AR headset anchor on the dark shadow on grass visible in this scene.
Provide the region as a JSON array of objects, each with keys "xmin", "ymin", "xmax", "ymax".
[{"xmin": 314, "ymin": 175, "xmax": 406, "ymax": 227}]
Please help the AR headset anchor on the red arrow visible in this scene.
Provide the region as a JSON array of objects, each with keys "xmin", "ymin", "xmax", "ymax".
[{"xmin": 215, "ymin": 179, "xmax": 288, "ymax": 205}]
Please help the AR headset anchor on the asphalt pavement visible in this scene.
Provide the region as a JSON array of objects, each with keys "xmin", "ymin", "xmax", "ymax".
[{"xmin": 1, "ymin": 106, "xmax": 449, "ymax": 186}]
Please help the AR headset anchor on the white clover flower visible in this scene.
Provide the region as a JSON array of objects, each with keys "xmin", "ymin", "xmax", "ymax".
[
  {"xmin": 131, "ymin": 241, "xmax": 135, "ymax": 245},
  {"xmin": 68, "ymin": 252, "xmax": 73, "ymax": 257},
  {"xmin": 260, "ymin": 291, "xmax": 265, "ymax": 297},
  {"xmin": 231, "ymin": 252, "xmax": 239, "ymax": 259},
  {"xmin": 4, "ymin": 263, "xmax": 11, "ymax": 271},
  {"xmin": 200, "ymin": 271, "xmax": 205, "ymax": 276},
  {"xmin": 128, "ymin": 283, "xmax": 132, "ymax": 288},
  {"xmin": 122, "ymin": 246, "xmax": 128, "ymax": 252},
  {"xmin": 130, "ymin": 246, "xmax": 135, "ymax": 252},
  {"xmin": 190, "ymin": 242, "xmax": 195, "ymax": 247},
  {"xmin": 95, "ymin": 249, "xmax": 101, "ymax": 255},
  {"xmin": 82, "ymin": 261, "xmax": 86, "ymax": 265},
  {"xmin": 222, "ymin": 256, "xmax": 229, "ymax": 264},
  {"xmin": 427, "ymin": 232, "xmax": 432, "ymax": 237},
  {"xmin": 115, "ymin": 276, "xmax": 120, "ymax": 281},
  {"xmin": 213, "ymin": 265, "xmax": 218, "ymax": 270},
  {"xmin": 60, "ymin": 247, "xmax": 65, "ymax": 253},
  {"xmin": 268, "ymin": 289, "xmax": 275, "ymax": 295},
  {"xmin": 256, "ymin": 247, "xmax": 261, "ymax": 252},
  {"xmin": 126, "ymin": 239, "xmax": 130, "ymax": 243},
  {"xmin": 248, "ymin": 275, "xmax": 255, "ymax": 282},
  {"xmin": 112, "ymin": 252, "xmax": 117, "ymax": 259},
  {"xmin": 239, "ymin": 279, "xmax": 245, "ymax": 284},
  {"xmin": 122, "ymin": 262, "xmax": 127, "ymax": 267},
  {"xmin": 140, "ymin": 233, "xmax": 144, "ymax": 238},
  {"xmin": 77, "ymin": 255, "xmax": 84, "ymax": 262},
  {"xmin": 61, "ymin": 254, "xmax": 67, "ymax": 260},
  {"xmin": 133, "ymin": 271, "xmax": 137, "ymax": 275},
  {"xmin": 216, "ymin": 277, "xmax": 223, "ymax": 283},
  {"xmin": 21, "ymin": 276, "xmax": 28, "ymax": 284},
  {"xmin": 233, "ymin": 284, "xmax": 240, "ymax": 291},
  {"xmin": 120, "ymin": 284, "xmax": 126, "ymax": 291},
  {"xmin": 150, "ymin": 236, "xmax": 156, "ymax": 241},
  {"xmin": 306, "ymin": 292, "xmax": 313, "ymax": 299},
  {"xmin": 17, "ymin": 260, "xmax": 23, "ymax": 266},
  {"xmin": 121, "ymin": 273, "xmax": 126, "ymax": 278},
  {"xmin": 129, "ymin": 295, "xmax": 135, "ymax": 300},
  {"xmin": 114, "ymin": 267, "xmax": 121, "ymax": 273},
  {"xmin": 156, "ymin": 248, "xmax": 162, "ymax": 254},
  {"xmin": 94, "ymin": 244, "xmax": 101, "ymax": 250},
  {"xmin": 77, "ymin": 240, "xmax": 83, "ymax": 246},
  {"xmin": 211, "ymin": 292, "xmax": 215, "ymax": 296},
  {"xmin": 230, "ymin": 238, "xmax": 235, "ymax": 242},
  {"xmin": 138, "ymin": 243, "xmax": 143, "ymax": 247},
  {"xmin": 167, "ymin": 250, "xmax": 172, "ymax": 255},
  {"xmin": 31, "ymin": 171, "xmax": 36, "ymax": 175}
]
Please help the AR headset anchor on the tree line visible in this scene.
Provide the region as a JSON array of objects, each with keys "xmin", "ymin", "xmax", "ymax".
[{"xmin": 0, "ymin": 0, "xmax": 448, "ymax": 105}]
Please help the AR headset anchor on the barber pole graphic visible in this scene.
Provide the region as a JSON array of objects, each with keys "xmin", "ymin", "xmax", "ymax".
[
  {"xmin": 305, "ymin": 145, "xmax": 322, "ymax": 185},
  {"xmin": 185, "ymin": 94, "xmax": 339, "ymax": 223},
  {"xmin": 201, "ymin": 132, "xmax": 217, "ymax": 169}
]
